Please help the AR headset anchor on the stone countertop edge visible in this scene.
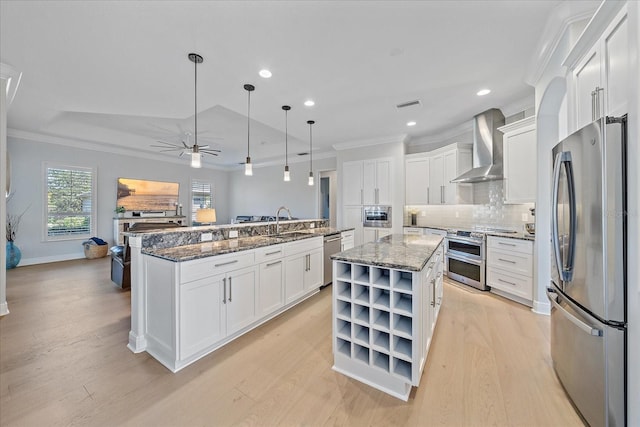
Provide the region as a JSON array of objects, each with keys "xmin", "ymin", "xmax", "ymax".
[
  {"xmin": 125, "ymin": 219, "xmax": 330, "ymax": 237},
  {"xmin": 331, "ymin": 234, "xmax": 443, "ymax": 272},
  {"xmin": 403, "ymin": 225, "xmax": 534, "ymax": 241}
]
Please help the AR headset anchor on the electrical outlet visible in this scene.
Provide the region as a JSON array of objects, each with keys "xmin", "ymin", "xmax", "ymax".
[
  {"xmin": 421, "ymin": 211, "xmax": 426, "ymax": 217},
  {"xmin": 522, "ymin": 213, "xmax": 528, "ymax": 221},
  {"xmin": 229, "ymin": 230, "xmax": 238, "ymax": 238},
  {"xmin": 201, "ymin": 232, "xmax": 213, "ymax": 242},
  {"xmin": 310, "ymin": 223, "xmax": 315, "ymax": 228}
]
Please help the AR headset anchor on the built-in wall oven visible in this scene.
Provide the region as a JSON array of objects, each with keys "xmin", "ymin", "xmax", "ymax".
[
  {"xmin": 363, "ymin": 206, "xmax": 392, "ymax": 228},
  {"xmin": 445, "ymin": 230, "xmax": 487, "ymax": 291}
]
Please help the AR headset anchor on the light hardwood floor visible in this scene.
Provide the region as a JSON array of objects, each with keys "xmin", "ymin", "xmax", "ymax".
[{"xmin": 1, "ymin": 258, "xmax": 584, "ymax": 426}]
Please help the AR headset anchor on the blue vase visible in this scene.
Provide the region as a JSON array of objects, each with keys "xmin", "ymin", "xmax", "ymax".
[{"xmin": 6, "ymin": 241, "xmax": 22, "ymax": 269}]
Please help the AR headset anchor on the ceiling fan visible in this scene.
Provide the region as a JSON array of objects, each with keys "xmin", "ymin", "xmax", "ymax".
[{"xmin": 151, "ymin": 53, "xmax": 220, "ymax": 168}]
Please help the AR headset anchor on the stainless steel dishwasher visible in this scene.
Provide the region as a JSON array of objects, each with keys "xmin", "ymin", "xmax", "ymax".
[{"xmin": 323, "ymin": 233, "xmax": 342, "ymax": 286}]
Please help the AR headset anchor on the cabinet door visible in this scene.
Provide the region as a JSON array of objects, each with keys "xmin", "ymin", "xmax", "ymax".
[
  {"xmin": 258, "ymin": 259, "xmax": 284, "ymax": 317},
  {"xmin": 180, "ymin": 275, "xmax": 225, "ymax": 360},
  {"xmin": 285, "ymin": 254, "xmax": 306, "ymax": 304},
  {"xmin": 363, "ymin": 228, "xmax": 377, "ymax": 243},
  {"xmin": 226, "ymin": 267, "xmax": 257, "ymax": 336},
  {"xmin": 574, "ymin": 47, "xmax": 602, "ymax": 129},
  {"xmin": 304, "ymin": 249, "xmax": 323, "ymax": 291},
  {"xmin": 442, "ymin": 150, "xmax": 458, "ymax": 205},
  {"xmin": 405, "ymin": 157, "xmax": 429, "ymax": 205},
  {"xmin": 362, "ymin": 160, "xmax": 377, "ymax": 205},
  {"xmin": 504, "ymin": 126, "xmax": 537, "ymax": 203},
  {"xmin": 343, "ymin": 206, "xmax": 363, "ymax": 247},
  {"xmin": 342, "ymin": 161, "xmax": 363, "ymax": 205},
  {"xmin": 428, "ymin": 155, "xmax": 444, "ymax": 204},
  {"xmin": 603, "ymin": 13, "xmax": 628, "ymax": 117},
  {"xmin": 375, "ymin": 158, "xmax": 392, "ymax": 205}
]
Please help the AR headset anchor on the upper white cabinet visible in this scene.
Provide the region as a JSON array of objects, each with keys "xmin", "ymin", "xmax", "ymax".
[
  {"xmin": 405, "ymin": 143, "xmax": 472, "ymax": 206},
  {"xmin": 343, "ymin": 158, "xmax": 392, "ymax": 206},
  {"xmin": 499, "ymin": 117, "xmax": 537, "ymax": 204},
  {"xmin": 405, "ymin": 156, "xmax": 429, "ymax": 205},
  {"xmin": 568, "ymin": 6, "xmax": 629, "ymax": 130}
]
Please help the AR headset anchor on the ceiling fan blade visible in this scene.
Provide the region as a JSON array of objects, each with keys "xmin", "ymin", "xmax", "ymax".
[
  {"xmin": 198, "ymin": 145, "xmax": 210, "ymax": 149},
  {"xmin": 181, "ymin": 140, "xmax": 190, "ymax": 149},
  {"xmin": 151, "ymin": 145, "xmax": 184, "ymax": 151}
]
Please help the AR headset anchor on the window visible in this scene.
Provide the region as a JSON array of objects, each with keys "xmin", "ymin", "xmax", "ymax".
[
  {"xmin": 44, "ymin": 164, "xmax": 95, "ymax": 240},
  {"xmin": 191, "ymin": 179, "xmax": 213, "ymax": 224}
]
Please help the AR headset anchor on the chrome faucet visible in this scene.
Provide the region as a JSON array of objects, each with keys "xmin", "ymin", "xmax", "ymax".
[{"xmin": 275, "ymin": 206, "xmax": 292, "ymax": 235}]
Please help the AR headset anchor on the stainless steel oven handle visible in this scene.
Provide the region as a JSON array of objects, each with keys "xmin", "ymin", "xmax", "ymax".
[
  {"xmin": 446, "ymin": 253, "xmax": 482, "ymax": 266},
  {"xmin": 546, "ymin": 288, "xmax": 602, "ymax": 336}
]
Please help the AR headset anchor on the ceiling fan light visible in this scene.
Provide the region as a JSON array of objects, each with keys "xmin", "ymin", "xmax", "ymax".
[
  {"xmin": 245, "ymin": 157, "xmax": 253, "ymax": 176},
  {"xmin": 191, "ymin": 152, "xmax": 202, "ymax": 168}
]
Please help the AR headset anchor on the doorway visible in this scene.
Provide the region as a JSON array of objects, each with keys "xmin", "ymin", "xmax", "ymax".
[{"xmin": 319, "ymin": 170, "xmax": 336, "ymax": 227}]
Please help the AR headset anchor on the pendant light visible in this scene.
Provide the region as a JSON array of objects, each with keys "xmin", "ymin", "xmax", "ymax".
[
  {"xmin": 282, "ymin": 105, "xmax": 291, "ymax": 182},
  {"xmin": 307, "ymin": 120, "xmax": 315, "ymax": 186},
  {"xmin": 244, "ymin": 84, "xmax": 255, "ymax": 176}
]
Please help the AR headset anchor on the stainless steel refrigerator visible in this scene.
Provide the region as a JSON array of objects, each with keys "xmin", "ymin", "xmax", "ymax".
[{"xmin": 548, "ymin": 115, "xmax": 627, "ymax": 426}]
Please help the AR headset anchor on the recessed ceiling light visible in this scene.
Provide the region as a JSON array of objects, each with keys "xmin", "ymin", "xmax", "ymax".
[
  {"xmin": 259, "ymin": 69, "xmax": 272, "ymax": 78},
  {"xmin": 407, "ymin": 121, "xmax": 417, "ymax": 127},
  {"xmin": 477, "ymin": 89, "xmax": 491, "ymax": 96},
  {"xmin": 304, "ymin": 99, "xmax": 315, "ymax": 107}
]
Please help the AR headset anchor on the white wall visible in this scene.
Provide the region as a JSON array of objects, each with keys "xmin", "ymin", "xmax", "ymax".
[
  {"xmin": 227, "ymin": 156, "xmax": 336, "ymax": 220},
  {"xmin": 406, "ymin": 129, "xmax": 473, "ymax": 155},
  {"xmin": 7, "ymin": 136, "xmax": 230, "ymax": 264}
]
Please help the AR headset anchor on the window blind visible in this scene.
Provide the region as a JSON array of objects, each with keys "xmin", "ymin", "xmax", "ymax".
[
  {"xmin": 46, "ymin": 166, "xmax": 94, "ymax": 238},
  {"xmin": 191, "ymin": 180, "xmax": 213, "ymax": 222}
]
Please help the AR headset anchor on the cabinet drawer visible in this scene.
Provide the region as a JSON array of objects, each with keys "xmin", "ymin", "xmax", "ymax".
[
  {"xmin": 180, "ymin": 251, "xmax": 255, "ymax": 283},
  {"xmin": 487, "ymin": 248, "xmax": 533, "ymax": 277},
  {"xmin": 487, "ymin": 267, "xmax": 533, "ymax": 301},
  {"xmin": 284, "ymin": 236, "xmax": 323, "ymax": 256},
  {"xmin": 404, "ymin": 227, "xmax": 423, "ymax": 235},
  {"xmin": 487, "ymin": 236, "xmax": 532, "ymax": 254},
  {"xmin": 255, "ymin": 244, "xmax": 285, "ymax": 263},
  {"xmin": 424, "ymin": 228, "xmax": 447, "ymax": 237}
]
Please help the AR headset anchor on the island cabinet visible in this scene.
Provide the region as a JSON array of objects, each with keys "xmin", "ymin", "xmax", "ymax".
[
  {"xmin": 142, "ymin": 236, "xmax": 323, "ymax": 373},
  {"xmin": 332, "ymin": 235, "xmax": 444, "ymax": 401}
]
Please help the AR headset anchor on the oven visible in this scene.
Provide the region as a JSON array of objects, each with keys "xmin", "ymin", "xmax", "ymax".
[
  {"xmin": 445, "ymin": 233, "xmax": 487, "ymax": 291},
  {"xmin": 363, "ymin": 206, "xmax": 392, "ymax": 228}
]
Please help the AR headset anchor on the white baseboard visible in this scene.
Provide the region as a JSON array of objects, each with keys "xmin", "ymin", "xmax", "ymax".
[
  {"xmin": 0, "ymin": 301, "xmax": 9, "ymax": 316},
  {"xmin": 532, "ymin": 299, "xmax": 551, "ymax": 315},
  {"xmin": 19, "ymin": 252, "xmax": 86, "ymax": 266}
]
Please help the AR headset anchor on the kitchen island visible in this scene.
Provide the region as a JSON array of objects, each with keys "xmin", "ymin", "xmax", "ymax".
[
  {"xmin": 124, "ymin": 219, "xmax": 353, "ymax": 372},
  {"xmin": 331, "ymin": 234, "xmax": 444, "ymax": 400}
]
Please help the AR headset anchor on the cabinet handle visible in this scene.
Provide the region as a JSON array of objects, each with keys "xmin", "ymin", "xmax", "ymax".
[
  {"xmin": 591, "ymin": 89, "xmax": 597, "ymax": 122},
  {"xmin": 361, "ymin": 189, "xmax": 363, "ymax": 205},
  {"xmin": 215, "ymin": 260, "xmax": 239, "ymax": 267},
  {"xmin": 228, "ymin": 277, "xmax": 232, "ymax": 302},
  {"xmin": 427, "ymin": 187, "xmax": 430, "ymax": 202},
  {"xmin": 222, "ymin": 277, "xmax": 227, "ymax": 304},
  {"xmin": 498, "ymin": 258, "xmax": 517, "ymax": 264},
  {"xmin": 498, "ymin": 242, "xmax": 516, "ymax": 247},
  {"xmin": 266, "ymin": 260, "xmax": 282, "ymax": 267},
  {"xmin": 498, "ymin": 277, "xmax": 517, "ymax": 286},
  {"xmin": 265, "ymin": 250, "xmax": 282, "ymax": 256},
  {"xmin": 441, "ymin": 185, "xmax": 444, "ymax": 204},
  {"xmin": 431, "ymin": 278, "xmax": 436, "ymax": 307}
]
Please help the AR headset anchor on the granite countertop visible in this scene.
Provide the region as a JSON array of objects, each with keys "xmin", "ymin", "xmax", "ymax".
[
  {"xmin": 297, "ymin": 227, "xmax": 354, "ymax": 237},
  {"xmin": 404, "ymin": 225, "xmax": 534, "ymax": 241},
  {"xmin": 143, "ymin": 232, "xmax": 321, "ymax": 262},
  {"xmin": 331, "ymin": 234, "xmax": 443, "ymax": 272}
]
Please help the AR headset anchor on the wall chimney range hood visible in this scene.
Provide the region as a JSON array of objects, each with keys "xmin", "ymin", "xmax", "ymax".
[{"xmin": 451, "ymin": 108, "xmax": 506, "ymax": 183}]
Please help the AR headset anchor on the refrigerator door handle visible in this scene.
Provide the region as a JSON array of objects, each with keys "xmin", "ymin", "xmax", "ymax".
[
  {"xmin": 551, "ymin": 151, "xmax": 577, "ymax": 282},
  {"xmin": 547, "ymin": 288, "xmax": 603, "ymax": 336}
]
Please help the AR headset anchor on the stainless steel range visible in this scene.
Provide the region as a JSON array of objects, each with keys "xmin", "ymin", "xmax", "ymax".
[{"xmin": 445, "ymin": 229, "xmax": 487, "ymax": 290}]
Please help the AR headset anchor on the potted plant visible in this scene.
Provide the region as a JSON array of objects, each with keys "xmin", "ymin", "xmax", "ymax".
[{"xmin": 115, "ymin": 206, "xmax": 126, "ymax": 217}]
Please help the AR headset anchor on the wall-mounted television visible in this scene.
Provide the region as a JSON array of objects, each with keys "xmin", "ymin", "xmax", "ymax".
[{"xmin": 116, "ymin": 178, "xmax": 179, "ymax": 212}]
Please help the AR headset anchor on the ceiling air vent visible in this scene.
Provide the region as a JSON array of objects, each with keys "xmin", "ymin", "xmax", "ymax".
[
  {"xmin": 297, "ymin": 152, "xmax": 309, "ymax": 156},
  {"xmin": 396, "ymin": 99, "xmax": 421, "ymax": 109}
]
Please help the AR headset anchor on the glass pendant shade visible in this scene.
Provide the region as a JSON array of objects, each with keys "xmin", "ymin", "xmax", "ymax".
[
  {"xmin": 308, "ymin": 172, "xmax": 314, "ymax": 186},
  {"xmin": 191, "ymin": 152, "xmax": 202, "ymax": 168},
  {"xmin": 245, "ymin": 158, "xmax": 253, "ymax": 176},
  {"xmin": 284, "ymin": 165, "xmax": 290, "ymax": 182}
]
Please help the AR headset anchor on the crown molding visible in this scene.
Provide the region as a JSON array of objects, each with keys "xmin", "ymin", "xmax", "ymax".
[
  {"xmin": 525, "ymin": 1, "xmax": 601, "ymax": 86},
  {"xmin": 497, "ymin": 115, "xmax": 536, "ymax": 134},
  {"xmin": 0, "ymin": 62, "xmax": 22, "ymax": 105},
  {"xmin": 500, "ymin": 95, "xmax": 535, "ymax": 118},
  {"xmin": 332, "ymin": 134, "xmax": 408, "ymax": 151},
  {"xmin": 563, "ymin": 1, "xmax": 627, "ymax": 69},
  {"xmin": 7, "ymin": 128, "xmax": 234, "ymax": 171}
]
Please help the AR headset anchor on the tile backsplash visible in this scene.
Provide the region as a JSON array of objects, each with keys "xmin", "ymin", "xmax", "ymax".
[{"xmin": 405, "ymin": 181, "xmax": 534, "ymax": 232}]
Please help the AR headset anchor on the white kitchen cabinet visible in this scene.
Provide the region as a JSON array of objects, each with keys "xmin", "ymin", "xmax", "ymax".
[
  {"xmin": 179, "ymin": 263, "xmax": 257, "ymax": 360},
  {"xmin": 499, "ymin": 116, "xmax": 537, "ymax": 204},
  {"xmin": 343, "ymin": 157, "xmax": 392, "ymax": 206},
  {"xmin": 284, "ymin": 238, "xmax": 324, "ymax": 304},
  {"xmin": 363, "ymin": 227, "xmax": 391, "ymax": 243},
  {"xmin": 487, "ymin": 236, "xmax": 534, "ymax": 307},
  {"xmin": 258, "ymin": 258, "xmax": 284, "ymax": 317},
  {"xmin": 340, "ymin": 230, "xmax": 355, "ymax": 251},
  {"xmin": 343, "ymin": 206, "xmax": 363, "ymax": 247},
  {"xmin": 423, "ymin": 228, "xmax": 447, "ymax": 238},
  {"xmin": 413, "ymin": 143, "xmax": 471, "ymax": 205},
  {"xmin": 405, "ymin": 155, "xmax": 429, "ymax": 205},
  {"xmin": 403, "ymin": 227, "xmax": 423, "ymax": 235},
  {"xmin": 568, "ymin": 6, "xmax": 629, "ymax": 130},
  {"xmin": 305, "ymin": 249, "xmax": 323, "ymax": 291}
]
